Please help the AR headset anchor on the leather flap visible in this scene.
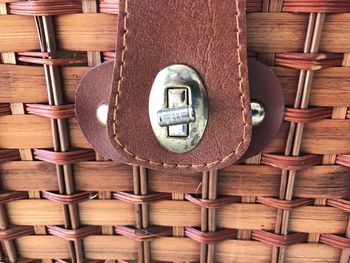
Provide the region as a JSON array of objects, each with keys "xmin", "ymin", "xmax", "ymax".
[{"xmin": 106, "ymin": 0, "xmax": 252, "ymax": 172}]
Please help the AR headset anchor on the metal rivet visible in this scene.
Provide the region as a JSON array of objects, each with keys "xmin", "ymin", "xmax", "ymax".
[
  {"xmin": 251, "ymin": 101, "xmax": 265, "ymax": 126},
  {"xmin": 96, "ymin": 103, "xmax": 108, "ymax": 125}
]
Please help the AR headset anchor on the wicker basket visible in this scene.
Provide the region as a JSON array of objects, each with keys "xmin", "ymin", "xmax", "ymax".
[{"xmin": 0, "ymin": 0, "xmax": 350, "ymax": 262}]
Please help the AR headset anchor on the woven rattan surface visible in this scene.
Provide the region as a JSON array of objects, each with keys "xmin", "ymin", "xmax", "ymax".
[{"xmin": 0, "ymin": 0, "xmax": 350, "ymax": 262}]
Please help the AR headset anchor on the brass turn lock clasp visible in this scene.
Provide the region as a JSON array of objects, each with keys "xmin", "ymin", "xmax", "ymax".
[{"xmin": 149, "ymin": 64, "xmax": 208, "ymax": 153}]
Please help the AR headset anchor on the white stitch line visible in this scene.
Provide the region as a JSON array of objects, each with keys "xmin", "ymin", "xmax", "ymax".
[{"xmin": 113, "ymin": 0, "xmax": 248, "ymax": 167}]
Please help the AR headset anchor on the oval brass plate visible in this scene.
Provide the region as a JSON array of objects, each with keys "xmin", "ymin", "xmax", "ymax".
[{"xmin": 149, "ymin": 64, "xmax": 208, "ymax": 153}]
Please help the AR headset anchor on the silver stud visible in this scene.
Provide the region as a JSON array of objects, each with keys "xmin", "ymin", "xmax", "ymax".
[
  {"xmin": 96, "ymin": 103, "xmax": 108, "ymax": 125},
  {"xmin": 251, "ymin": 101, "xmax": 265, "ymax": 126}
]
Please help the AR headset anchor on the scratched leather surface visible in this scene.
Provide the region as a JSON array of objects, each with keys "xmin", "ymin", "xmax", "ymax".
[{"xmin": 106, "ymin": 0, "xmax": 252, "ymax": 172}]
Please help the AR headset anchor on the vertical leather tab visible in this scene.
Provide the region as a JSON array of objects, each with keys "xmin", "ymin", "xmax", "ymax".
[{"xmin": 107, "ymin": 0, "xmax": 251, "ymax": 172}]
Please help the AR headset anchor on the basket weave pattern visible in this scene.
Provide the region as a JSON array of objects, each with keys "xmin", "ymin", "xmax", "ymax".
[{"xmin": 0, "ymin": 0, "xmax": 350, "ymax": 262}]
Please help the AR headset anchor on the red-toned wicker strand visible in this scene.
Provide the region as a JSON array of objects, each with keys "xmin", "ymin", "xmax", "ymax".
[
  {"xmin": 336, "ymin": 155, "xmax": 350, "ymax": 168},
  {"xmin": 0, "ymin": 103, "xmax": 11, "ymax": 116},
  {"xmin": 0, "ymin": 226, "xmax": 35, "ymax": 241},
  {"xmin": 320, "ymin": 234, "xmax": 350, "ymax": 250},
  {"xmin": 99, "ymin": 0, "xmax": 119, "ymax": 14},
  {"xmin": 9, "ymin": 0, "xmax": 82, "ymax": 16},
  {"xmin": 251, "ymin": 230, "xmax": 308, "ymax": 247},
  {"xmin": 47, "ymin": 225, "xmax": 101, "ymax": 241},
  {"xmin": 33, "ymin": 149, "xmax": 96, "ymax": 165},
  {"xmin": 185, "ymin": 227, "xmax": 238, "ymax": 244},
  {"xmin": 256, "ymin": 196, "xmax": 314, "ymax": 210},
  {"xmin": 327, "ymin": 199, "xmax": 350, "ymax": 213},
  {"xmin": 42, "ymin": 191, "xmax": 94, "ymax": 205},
  {"xmin": 26, "ymin": 104, "xmax": 75, "ymax": 119},
  {"xmin": 17, "ymin": 52, "xmax": 87, "ymax": 66},
  {"xmin": 284, "ymin": 107, "xmax": 333, "ymax": 123},
  {"xmin": 261, "ymin": 153, "xmax": 322, "ymax": 170},
  {"xmin": 102, "ymin": 51, "xmax": 116, "ymax": 61},
  {"xmin": 0, "ymin": 149, "xmax": 21, "ymax": 163},
  {"xmin": 185, "ymin": 194, "xmax": 241, "ymax": 209},
  {"xmin": 275, "ymin": 53, "xmax": 343, "ymax": 70},
  {"xmin": 283, "ymin": 0, "xmax": 350, "ymax": 13},
  {"xmin": 0, "ymin": 192, "xmax": 28, "ymax": 204},
  {"xmin": 246, "ymin": 0, "xmax": 263, "ymax": 12},
  {"xmin": 112, "ymin": 192, "xmax": 171, "ymax": 204},
  {"xmin": 114, "ymin": 226, "xmax": 173, "ymax": 241}
]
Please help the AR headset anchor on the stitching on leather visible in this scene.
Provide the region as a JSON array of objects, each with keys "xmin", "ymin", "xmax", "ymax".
[{"xmin": 113, "ymin": 0, "xmax": 247, "ymax": 168}]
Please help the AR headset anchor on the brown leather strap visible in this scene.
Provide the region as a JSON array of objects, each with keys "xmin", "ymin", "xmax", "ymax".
[
  {"xmin": 106, "ymin": 0, "xmax": 251, "ymax": 172},
  {"xmin": 99, "ymin": 0, "xmax": 264, "ymax": 14}
]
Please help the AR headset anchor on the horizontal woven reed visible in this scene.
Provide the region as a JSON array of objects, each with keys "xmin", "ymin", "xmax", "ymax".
[{"xmin": 0, "ymin": 0, "xmax": 349, "ymax": 262}]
